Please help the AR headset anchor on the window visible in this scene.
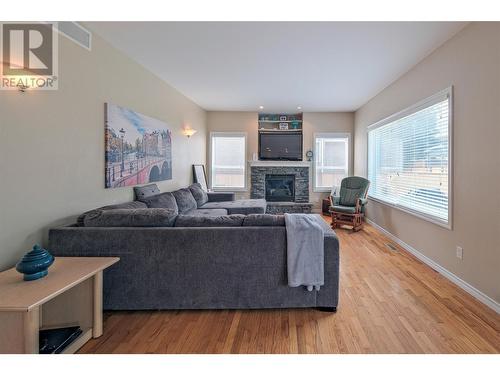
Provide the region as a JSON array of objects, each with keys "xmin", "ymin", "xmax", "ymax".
[
  {"xmin": 210, "ymin": 132, "xmax": 246, "ymax": 190},
  {"xmin": 368, "ymin": 88, "xmax": 452, "ymax": 228},
  {"xmin": 313, "ymin": 133, "xmax": 350, "ymax": 192}
]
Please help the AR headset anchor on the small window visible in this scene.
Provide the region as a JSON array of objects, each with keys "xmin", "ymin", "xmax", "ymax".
[
  {"xmin": 210, "ymin": 132, "xmax": 247, "ymax": 190},
  {"xmin": 313, "ymin": 133, "xmax": 350, "ymax": 192},
  {"xmin": 367, "ymin": 87, "xmax": 452, "ymax": 228}
]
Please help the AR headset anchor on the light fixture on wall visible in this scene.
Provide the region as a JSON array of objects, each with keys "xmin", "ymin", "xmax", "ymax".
[{"xmin": 182, "ymin": 128, "xmax": 197, "ymax": 138}]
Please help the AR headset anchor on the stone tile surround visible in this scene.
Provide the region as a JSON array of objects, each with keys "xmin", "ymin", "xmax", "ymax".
[{"xmin": 250, "ymin": 164, "xmax": 309, "ymax": 203}]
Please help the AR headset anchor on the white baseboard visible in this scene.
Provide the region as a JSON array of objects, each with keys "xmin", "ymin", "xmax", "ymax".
[{"xmin": 365, "ymin": 218, "xmax": 500, "ymax": 314}]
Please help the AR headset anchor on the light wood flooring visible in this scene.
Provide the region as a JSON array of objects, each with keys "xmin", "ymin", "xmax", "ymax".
[{"xmin": 78, "ymin": 218, "xmax": 500, "ymax": 354}]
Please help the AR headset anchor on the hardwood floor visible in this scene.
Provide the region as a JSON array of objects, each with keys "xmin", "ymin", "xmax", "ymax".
[{"xmin": 78, "ymin": 219, "xmax": 500, "ymax": 354}]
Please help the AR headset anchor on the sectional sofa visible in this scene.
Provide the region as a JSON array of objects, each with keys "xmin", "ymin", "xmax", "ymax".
[{"xmin": 48, "ymin": 184, "xmax": 340, "ymax": 311}]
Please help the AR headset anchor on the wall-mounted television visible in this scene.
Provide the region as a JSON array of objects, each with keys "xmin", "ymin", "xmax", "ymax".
[{"xmin": 258, "ymin": 132, "xmax": 303, "ymax": 161}]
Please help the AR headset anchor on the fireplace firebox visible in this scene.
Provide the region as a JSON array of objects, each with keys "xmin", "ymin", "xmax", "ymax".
[{"xmin": 265, "ymin": 174, "xmax": 295, "ymax": 202}]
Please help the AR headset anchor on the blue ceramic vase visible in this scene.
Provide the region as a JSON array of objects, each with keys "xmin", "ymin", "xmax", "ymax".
[{"xmin": 16, "ymin": 244, "xmax": 54, "ymax": 281}]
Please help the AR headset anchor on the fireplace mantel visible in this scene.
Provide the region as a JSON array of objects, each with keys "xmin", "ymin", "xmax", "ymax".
[{"xmin": 248, "ymin": 160, "xmax": 311, "ymax": 168}]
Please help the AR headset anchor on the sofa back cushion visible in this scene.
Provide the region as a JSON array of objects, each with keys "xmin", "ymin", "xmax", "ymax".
[
  {"xmin": 82, "ymin": 208, "xmax": 177, "ymax": 227},
  {"xmin": 174, "ymin": 214, "xmax": 245, "ymax": 227},
  {"xmin": 243, "ymin": 214, "xmax": 285, "ymax": 227},
  {"xmin": 139, "ymin": 192, "xmax": 178, "ymax": 214},
  {"xmin": 172, "ymin": 188, "xmax": 198, "ymax": 213},
  {"xmin": 188, "ymin": 183, "xmax": 209, "ymax": 207},
  {"xmin": 77, "ymin": 201, "xmax": 148, "ymax": 226}
]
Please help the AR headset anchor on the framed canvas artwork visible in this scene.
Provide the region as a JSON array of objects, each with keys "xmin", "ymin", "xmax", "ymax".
[
  {"xmin": 105, "ymin": 103, "xmax": 172, "ymax": 189},
  {"xmin": 192, "ymin": 164, "xmax": 209, "ymax": 192}
]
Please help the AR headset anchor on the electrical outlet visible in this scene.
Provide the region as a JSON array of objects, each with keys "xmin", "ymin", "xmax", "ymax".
[{"xmin": 456, "ymin": 246, "xmax": 463, "ymax": 260}]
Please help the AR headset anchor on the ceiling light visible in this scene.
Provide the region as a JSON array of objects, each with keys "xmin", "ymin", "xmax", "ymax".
[
  {"xmin": 297, "ymin": 106, "xmax": 302, "ymax": 110},
  {"xmin": 259, "ymin": 105, "xmax": 264, "ymax": 110}
]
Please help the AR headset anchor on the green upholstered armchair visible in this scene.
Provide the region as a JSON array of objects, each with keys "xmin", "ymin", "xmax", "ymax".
[{"xmin": 329, "ymin": 176, "xmax": 370, "ymax": 231}]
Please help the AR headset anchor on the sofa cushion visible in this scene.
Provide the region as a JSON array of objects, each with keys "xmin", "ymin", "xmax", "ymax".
[
  {"xmin": 171, "ymin": 188, "xmax": 198, "ymax": 213},
  {"xmin": 133, "ymin": 183, "xmax": 160, "ymax": 200},
  {"xmin": 200, "ymin": 199, "xmax": 267, "ymax": 215},
  {"xmin": 77, "ymin": 201, "xmax": 148, "ymax": 226},
  {"xmin": 330, "ymin": 205, "xmax": 357, "ymax": 214},
  {"xmin": 188, "ymin": 183, "xmax": 209, "ymax": 207},
  {"xmin": 82, "ymin": 208, "xmax": 177, "ymax": 227},
  {"xmin": 243, "ymin": 214, "xmax": 285, "ymax": 227},
  {"xmin": 207, "ymin": 192, "xmax": 235, "ymax": 202},
  {"xmin": 181, "ymin": 208, "xmax": 229, "ymax": 216},
  {"xmin": 174, "ymin": 214, "xmax": 245, "ymax": 227},
  {"xmin": 139, "ymin": 192, "xmax": 179, "ymax": 213}
]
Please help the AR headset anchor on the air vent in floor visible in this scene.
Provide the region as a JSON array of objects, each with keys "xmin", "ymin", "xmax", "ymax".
[{"xmin": 385, "ymin": 243, "xmax": 399, "ymax": 253}]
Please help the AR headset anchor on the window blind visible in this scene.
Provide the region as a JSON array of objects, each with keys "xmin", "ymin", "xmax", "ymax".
[
  {"xmin": 210, "ymin": 133, "xmax": 246, "ymax": 189},
  {"xmin": 368, "ymin": 89, "xmax": 451, "ymax": 226},
  {"xmin": 314, "ymin": 133, "xmax": 349, "ymax": 191}
]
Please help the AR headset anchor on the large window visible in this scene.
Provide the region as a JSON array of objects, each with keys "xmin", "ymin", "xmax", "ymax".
[
  {"xmin": 368, "ymin": 88, "xmax": 452, "ymax": 227},
  {"xmin": 313, "ymin": 133, "xmax": 350, "ymax": 192},
  {"xmin": 210, "ymin": 132, "xmax": 246, "ymax": 190}
]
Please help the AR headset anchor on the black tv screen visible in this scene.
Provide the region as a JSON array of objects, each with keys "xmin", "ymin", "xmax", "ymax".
[{"xmin": 259, "ymin": 132, "xmax": 303, "ymax": 161}]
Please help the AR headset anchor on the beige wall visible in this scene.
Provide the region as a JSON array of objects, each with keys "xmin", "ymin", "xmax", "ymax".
[
  {"xmin": 206, "ymin": 111, "xmax": 354, "ymax": 207},
  {"xmin": 354, "ymin": 22, "xmax": 500, "ymax": 303},
  {"xmin": 0, "ymin": 29, "xmax": 207, "ymax": 271}
]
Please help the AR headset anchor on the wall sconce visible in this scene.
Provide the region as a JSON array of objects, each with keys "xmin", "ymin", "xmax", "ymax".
[{"xmin": 182, "ymin": 128, "xmax": 197, "ymax": 138}]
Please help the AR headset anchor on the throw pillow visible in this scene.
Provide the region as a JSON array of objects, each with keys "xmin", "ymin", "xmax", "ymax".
[{"xmin": 133, "ymin": 183, "xmax": 160, "ymax": 200}]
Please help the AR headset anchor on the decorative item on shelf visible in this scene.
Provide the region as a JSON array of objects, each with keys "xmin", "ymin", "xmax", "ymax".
[
  {"xmin": 280, "ymin": 115, "xmax": 287, "ymax": 121},
  {"xmin": 291, "ymin": 121, "xmax": 300, "ymax": 129},
  {"xmin": 306, "ymin": 150, "xmax": 313, "ymax": 161},
  {"xmin": 279, "ymin": 122, "xmax": 289, "ymax": 130},
  {"xmin": 16, "ymin": 244, "xmax": 54, "ymax": 281}
]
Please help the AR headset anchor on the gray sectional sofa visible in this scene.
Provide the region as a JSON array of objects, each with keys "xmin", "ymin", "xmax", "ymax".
[{"xmin": 48, "ymin": 183, "xmax": 339, "ymax": 311}]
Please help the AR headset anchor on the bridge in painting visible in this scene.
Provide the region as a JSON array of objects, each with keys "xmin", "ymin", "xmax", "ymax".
[{"xmin": 106, "ymin": 154, "xmax": 172, "ymax": 188}]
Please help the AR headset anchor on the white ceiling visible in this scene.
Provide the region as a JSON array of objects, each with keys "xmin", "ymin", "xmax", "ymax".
[{"xmin": 88, "ymin": 22, "xmax": 467, "ymax": 112}]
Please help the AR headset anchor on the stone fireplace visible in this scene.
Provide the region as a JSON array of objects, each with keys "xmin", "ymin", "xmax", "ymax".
[{"xmin": 250, "ymin": 162, "xmax": 313, "ymax": 213}]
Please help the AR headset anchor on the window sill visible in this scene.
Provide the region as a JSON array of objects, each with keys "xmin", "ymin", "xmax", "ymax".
[
  {"xmin": 368, "ymin": 195, "xmax": 452, "ymax": 230},
  {"xmin": 313, "ymin": 187, "xmax": 332, "ymax": 193}
]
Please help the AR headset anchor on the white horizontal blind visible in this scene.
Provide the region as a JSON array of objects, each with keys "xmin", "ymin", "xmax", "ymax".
[
  {"xmin": 368, "ymin": 90, "xmax": 451, "ymax": 225},
  {"xmin": 314, "ymin": 134, "xmax": 349, "ymax": 191},
  {"xmin": 210, "ymin": 133, "xmax": 246, "ymax": 189}
]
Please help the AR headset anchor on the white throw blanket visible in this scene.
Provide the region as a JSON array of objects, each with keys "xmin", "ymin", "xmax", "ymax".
[{"xmin": 284, "ymin": 213, "xmax": 324, "ymax": 291}]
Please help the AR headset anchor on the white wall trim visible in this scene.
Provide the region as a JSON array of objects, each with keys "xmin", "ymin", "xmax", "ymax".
[{"xmin": 366, "ymin": 218, "xmax": 500, "ymax": 314}]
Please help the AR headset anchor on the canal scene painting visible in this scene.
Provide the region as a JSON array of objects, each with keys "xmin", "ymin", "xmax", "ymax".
[{"xmin": 105, "ymin": 103, "xmax": 172, "ymax": 189}]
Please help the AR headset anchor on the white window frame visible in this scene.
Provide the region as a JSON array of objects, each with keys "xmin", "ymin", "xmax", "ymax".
[
  {"xmin": 209, "ymin": 131, "xmax": 247, "ymax": 191},
  {"xmin": 313, "ymin": 132, "xmax": 351, "ymax": 193},
  {"xmin": 367, "ymin": 87, "xmax": 453, "ymax": 229}
]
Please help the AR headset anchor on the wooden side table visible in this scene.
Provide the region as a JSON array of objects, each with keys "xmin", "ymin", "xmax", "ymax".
[
  {"xmin": 0, "ymin": 257, "xmax": 119, "ymax": 354},
  {"xmin": 322, "ymin": 198, "xmax": 331, "ymax": 216}
]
